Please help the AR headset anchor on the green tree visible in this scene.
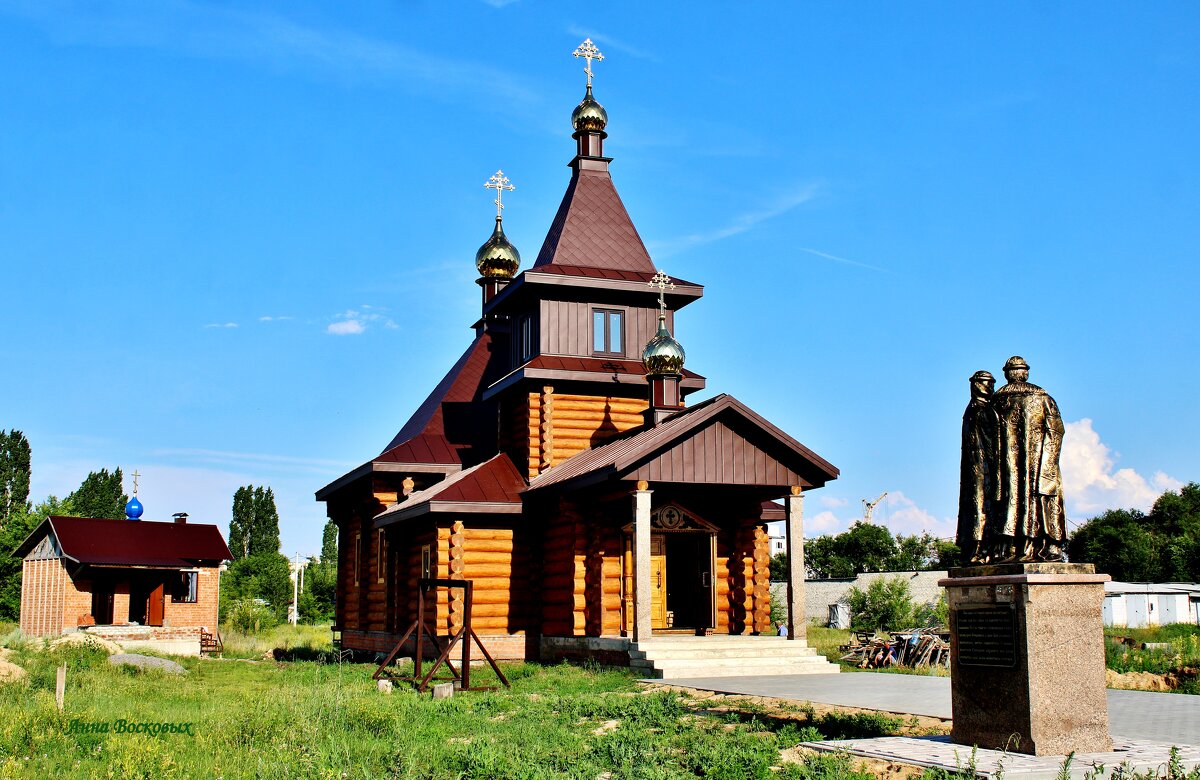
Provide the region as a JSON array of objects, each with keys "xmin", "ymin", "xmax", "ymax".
[
  {"xmin": 250, "ymin": 486, "xmax": 281, "ymax": 557},
  {"xmin": 1068, "ymin": 484, "xmax": 1200, "ymax": 582},
  {"xmin": 300, "ymin": 520, "xmax": 338, "ymax": 622},
  {"xmin": 229, "ymin": 486, "xmax": 253, "ymax": 560},
  {"xmin": 219, "ymin": 552, "xmax": 293, "ymax": 622},
  {"xmin": 319, "ymin": 520, "xmax": 337, "ymax": 565},
  {"xmin": 807, "ymin": 522, "xmax": 899, "ymax": 578},
  {"xmin": 0, "ymin": 430, "xmax": 32, "ymax": 528},
  {"xmin": 67, "ymin": 467, "xmax": 128, "ymax": 520},
  {"xmin": 847, "ymin": 577, "xmax": 918, "ymax": 632},
  {"xmin": 0, "ymin": 495, "xmax": 72, "ymax": 620},
  {"xmin": 769, "ymin": 551, "xmax": 788, "ymax": 582}
]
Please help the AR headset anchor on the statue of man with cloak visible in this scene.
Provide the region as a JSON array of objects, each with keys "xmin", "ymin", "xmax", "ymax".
[
  {"xmin": 957, "ymin": 370, "xmax": 999, "ymax": 564},
  {"xmin": 990, "ymin": 356, "xmax": 1068, "ymax": 562}
]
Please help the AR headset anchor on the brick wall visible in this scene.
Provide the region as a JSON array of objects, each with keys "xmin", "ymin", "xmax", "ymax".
[
  {"xmin": 20, "ymin": 558, "xmax": 70, "ymax": 636},
  {"xmin": 162, "ymin": 567, "xmax": 220, "ymax": 630}
]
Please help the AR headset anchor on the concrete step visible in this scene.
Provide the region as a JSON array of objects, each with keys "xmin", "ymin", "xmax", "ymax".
[
  {"xmin": 630, "ymin": 654, "xmax": 834, "ymax": 671},
  {"xmin": 646, "ymin": 660, "xmax": 840, "ymax": 680},
  {"xmin": 629, "ymin": 646, "xmax": 821, "ymax": 661}
]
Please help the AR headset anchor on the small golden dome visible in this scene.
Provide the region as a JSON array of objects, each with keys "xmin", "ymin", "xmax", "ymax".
[
  {"xmin": 642, "ymin": 316, "xmax": 686, "ymax": 375},
  {"xmin": 572, "ymin": 85, "xmax": 608, "ymax": 133},
  {"xmin": 475, "ymin": 217, "xmax": 521, "ymax": 279}
]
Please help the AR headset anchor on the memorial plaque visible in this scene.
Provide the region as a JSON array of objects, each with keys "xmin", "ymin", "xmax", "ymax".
[{"xmin": 957, "ymin": 607, "xmax": 1017, "ymax": 667}]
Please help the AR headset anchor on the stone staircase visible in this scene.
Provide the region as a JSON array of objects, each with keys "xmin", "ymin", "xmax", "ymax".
[{"xmin": 628, "ymin": 635, "xmax": 840, "ymax": 680}]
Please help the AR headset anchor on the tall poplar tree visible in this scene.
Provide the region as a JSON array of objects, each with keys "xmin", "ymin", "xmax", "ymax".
[
  {"xmin": 250, "ymin": 486, "xmax": 281, "ymax": 556},
  {"xmin": 67, "ymin": 467, "xmax": 128, "ymax": 520},
  {"xmin": 229, "ymin": 486, "xmax": 253, "ymax": 560},
  {"xmin": 0, "ymin": 430, "xmax": 32, "ymax": 529}
]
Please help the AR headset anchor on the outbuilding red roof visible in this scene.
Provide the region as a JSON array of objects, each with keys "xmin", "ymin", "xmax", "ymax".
[{"xmin": 13, "ymin": 516, "xmax": 232, "ymax": 568}]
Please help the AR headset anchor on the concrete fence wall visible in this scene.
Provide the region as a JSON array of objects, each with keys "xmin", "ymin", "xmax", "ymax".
[{"xmin": 771, "ymin": 570, "xmax": 948, "ymax": 627}]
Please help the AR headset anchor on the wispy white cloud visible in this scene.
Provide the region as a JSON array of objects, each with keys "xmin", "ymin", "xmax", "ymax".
[
  {"xmin": 650, "ymin": 184, "xmax": 820, "ymax": 257},
  {"xmin": 327, "ymin": 319, "xmax": 365, "ymax": 336},
  {"xmin": 203, "ymin": 322, "xmax": 238, "ymax": 329},
  {"xmin": 327, "ymin": 307, "xmax": 397, "ymax": 335},
  {"xmin": 775, "ymin": 491, "xmax": 954, "ymax": 540},
  {"xmin": 258, "ymin": 315, "xmax": 293, "ymax": 322},
  {"xmin": 1062, "ymin": 419, "xmax": 1182, "ymax": 519},
  {"xmin": 481, "ymin": 0, "xmax": 520, "ymax": 7},
  {"xmin": 797, "ymin": 247, "xmax": 889, "ymax": 273},
  {"xmin": 2, "ymin": 0, "xmax": 534, "ymax": 101},
  {"xmin": 566, "ymin": 25, "xmax": 656, "ymax": 61}
]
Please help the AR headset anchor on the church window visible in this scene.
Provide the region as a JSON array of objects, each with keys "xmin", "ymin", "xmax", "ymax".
[
  {"xmin": 592, "ymin": 309, "xmax": 624, "ymax": 355},
  {"xmin": 376, "ymin": 530, "xmax": 386, "ymax": 584},
  {"xmin": 514, "ymin": 314, "xmax": 535, "ymax": 363},
  {"xmin": 354, "ymin": 532, "xmax": 362, "ymax": 587}
]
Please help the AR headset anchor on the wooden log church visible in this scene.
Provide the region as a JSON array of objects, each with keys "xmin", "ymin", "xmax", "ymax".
[{"xmin": 316, "ymin": 42, "xmax": 840, "ymax": 677}]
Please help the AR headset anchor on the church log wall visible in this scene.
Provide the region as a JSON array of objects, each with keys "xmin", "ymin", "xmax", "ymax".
[{"xmin": 501, "ymin": 389, "xmax": 649, "ymax": 479}]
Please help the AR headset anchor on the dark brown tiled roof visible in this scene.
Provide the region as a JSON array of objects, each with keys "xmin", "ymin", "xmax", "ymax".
[
  {"xmin": 519, "ymin": 354, "xmax": 704, "ymax": 380},
  {"xmin": 14, "ymin": 516, "xmax": 232, "ymax": 567},
  {"xmin": 377, "ymin": 332, "xmax": 503, "ymax": 466},
  {"xmin": 375, "ymin": 454, "xmax": 525, "ymax": 527},
  {"xmin": 531, "ymin": 265, "xmax": 701, "ymax": 289},
  {"xmin": 533, "ymin": 169, "xmax": 656, "ymax": 274}
]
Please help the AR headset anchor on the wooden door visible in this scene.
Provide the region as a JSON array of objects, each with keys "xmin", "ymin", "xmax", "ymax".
[
  {"xmin": 147, "ymin": 581, "xmax": 165, "ymax": 626},
  {"xmin": 651, "ymin": 535, "xmax": 668, "ymax": 629}
]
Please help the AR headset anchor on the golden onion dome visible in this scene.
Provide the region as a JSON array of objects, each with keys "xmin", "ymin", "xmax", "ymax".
[
  {"xmin": 642, "ymin": 316, "xmax": 686, "ymax": 375},
  {"xmin": 475, "ymin": 217, "xmax": 521, "ymax": 279},
  {"xmin": 572, "ymin": 85, "xmax": 608, "ymax": 133}
]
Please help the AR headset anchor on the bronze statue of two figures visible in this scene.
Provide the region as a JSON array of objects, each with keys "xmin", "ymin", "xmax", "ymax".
[{"xmin": 957, "ymin": 356, "xmax": 1068, "ymax": 564}]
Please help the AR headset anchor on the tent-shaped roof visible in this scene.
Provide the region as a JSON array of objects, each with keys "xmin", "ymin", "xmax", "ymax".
[
  {"xmin": 375, "ymin": 454, "xmax": 525, "ymax": 527},
  {"xmin": 526, "ymin": 394, "xmax": 839, "ymax": 493},
  {"xmin": 533, "ymin": 167, "xmax": 656, "ymax": 275},
  {"xmin": 14, "ymin": 516, "xmax": 232, "ymax": 568}
]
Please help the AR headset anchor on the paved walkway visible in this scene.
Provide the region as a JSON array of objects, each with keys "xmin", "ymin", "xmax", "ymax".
[{"xmin": 659, "ymin": 673, "xmax": 1200, "ymax": 747}]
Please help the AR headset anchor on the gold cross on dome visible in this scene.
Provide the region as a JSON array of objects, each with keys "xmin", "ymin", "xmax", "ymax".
[
  {"xmin": 131, "ymin": 470, "xmax": 141, "ymax": 495},
  {"xmin": 648, "ymin": 269, "xmax": 675, "ymax": 317},
  {"xmin": 573, "ymin": 38, "xmax": 604, "ymax": 88},
  {"xmin": 484, "ymin": 170, "xmax": 515, "ymax": 217}
]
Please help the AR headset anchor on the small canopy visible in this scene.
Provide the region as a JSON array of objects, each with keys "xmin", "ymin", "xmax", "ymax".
[{"xmin": 375, "ymin": 454, "xmax": 526, "ymax": 528}]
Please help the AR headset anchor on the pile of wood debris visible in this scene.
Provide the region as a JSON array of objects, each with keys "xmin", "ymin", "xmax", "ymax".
[{"xmin": 839, "ymin": 628, "xmax": 950, "ymax": 668}]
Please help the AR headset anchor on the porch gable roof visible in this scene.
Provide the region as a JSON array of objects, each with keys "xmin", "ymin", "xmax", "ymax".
[
  {"xmin": 524, "ymin": 394, "xmax": 838, "ymax": 493},
  {"xmin": 374, "ymin": 453, "xmax": 526, "ymax": 527}
]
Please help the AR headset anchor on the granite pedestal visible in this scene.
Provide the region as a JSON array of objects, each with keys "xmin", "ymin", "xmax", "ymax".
[{"xmin": 940, "ymin": 563, "xmax": 1112, "ymax": 756}]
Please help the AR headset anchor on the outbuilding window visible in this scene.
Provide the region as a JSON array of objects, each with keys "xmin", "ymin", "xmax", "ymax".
[{"xmin": 172, "ymin": 571, "xmax": 198, "ymax": 604}]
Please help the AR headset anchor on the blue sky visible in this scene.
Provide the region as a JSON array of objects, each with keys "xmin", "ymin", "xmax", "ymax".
[{"xmin": 2, "ymin": 2, "xmax": 1197, "ymax": 556}]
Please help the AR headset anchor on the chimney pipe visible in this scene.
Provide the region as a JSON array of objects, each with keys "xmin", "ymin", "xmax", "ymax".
[{"xmin": 172, "ymin": 512, "xmax": 188, "ymax": 524}]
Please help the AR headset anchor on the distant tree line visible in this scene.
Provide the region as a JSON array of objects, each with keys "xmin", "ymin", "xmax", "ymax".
[
  {"xmin": 1068, "ymin": 482, "xmax": 1200, "ymax": 582},
  {"xmin": 770, "ymin": 522, "xmax": 959, "ymax": 581}
]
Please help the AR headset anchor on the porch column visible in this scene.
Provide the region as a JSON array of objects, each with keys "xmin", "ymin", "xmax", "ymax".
[
  {"xmin": 633, "ymin": 481, "xmax": 653, "ymax": 642},
  {"xmin": 784, "ymin": 487, "xmax": 806, "ymax": 641}
]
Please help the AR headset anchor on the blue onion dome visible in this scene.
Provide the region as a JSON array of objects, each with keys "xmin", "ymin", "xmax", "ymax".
[
  {"xmin": 572, "ymin": 85, "xmax": 608, "ymax": 133},
  {"xmin": 642, "ymin": 316, "xmax": 686, "ymax": 375},
  {"xmin": 125, "ymin": 496, "xmax": 144, "ymax": 521},
  {"xmin": 475, "ymin": 217, "xmax": 521, "ymax": 279}
]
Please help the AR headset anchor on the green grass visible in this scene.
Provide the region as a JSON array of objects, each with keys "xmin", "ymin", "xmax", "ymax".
[
  {"xmin": 1105, "ymin": 624, "xmax": 1200, "ymax": 694},
  {"xmin": 0, "ymin": 627, "xmax": 896, "ymax": 779}
]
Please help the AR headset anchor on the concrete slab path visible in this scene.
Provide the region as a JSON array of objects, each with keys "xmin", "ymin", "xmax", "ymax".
[{"xmin": 658, "ymin": 672, "xmax": 1200, "ymax": 747}]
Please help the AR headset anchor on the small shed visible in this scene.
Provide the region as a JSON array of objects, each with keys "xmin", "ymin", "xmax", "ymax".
[
  {"xmin": 13, "ymin": 515, "xmax": 231, "ymax": 654},
  {"xmin": 1103, "ymin": 581, "xmax": 1200, "ymax": 628}
]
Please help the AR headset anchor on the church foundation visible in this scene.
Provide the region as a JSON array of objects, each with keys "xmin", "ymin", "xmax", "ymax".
[{"xmin": 941, "ymin": 563, "xmax": 1112, "ymax": 757}]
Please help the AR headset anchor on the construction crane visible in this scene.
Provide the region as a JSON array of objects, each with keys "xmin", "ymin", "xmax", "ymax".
[{"xmin": 862, "ymin": 492, "xmax": 888, "ymax": 524}]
